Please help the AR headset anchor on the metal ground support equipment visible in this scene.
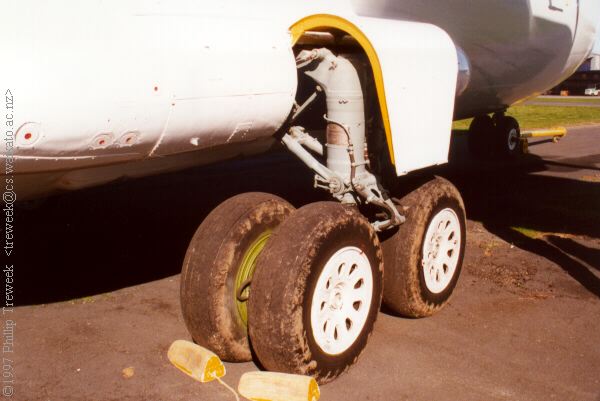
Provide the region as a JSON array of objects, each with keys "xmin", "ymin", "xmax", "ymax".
[
  {"xmin": 281, "ymin": 48, "xmax": 404, "ymax": 232},
  {"xmin": 520, "ymin": 127, "xmax": 567, "ymax": 153}
]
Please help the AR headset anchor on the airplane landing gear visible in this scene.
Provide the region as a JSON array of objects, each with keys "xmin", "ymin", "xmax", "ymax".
[
  {"xmin": 468, "ymin": 113, "xmax": 522, "ymax": 158},
  {"xmin": 381, "ymin": 177, "xmax": 466, "ymax": 317},
  {"xmin": 179, "ymin": 47, "xmax": 466, "ymax": 384},
  {"xmin": 249, "ymin": 202, "xmax": 383, "ymax": 383},
  {"xmin": 467, "ymin": 114, "xmax": 495, "ymax": 157},
  {"xmin": 180, "ymin": 193, "xmax": 295, "ymax": 362},
  {"xmin": 493, "ymin": 113, "xmax": 522, "ymax": 158}
]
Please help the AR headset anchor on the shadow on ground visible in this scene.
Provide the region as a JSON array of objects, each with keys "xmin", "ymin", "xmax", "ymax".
[
  {"xmin": 443, "ymin": 133, "xmax": 600, "ymax": 298},
  {"xmin": 14, "ymin": 153, "xmax": 322, "ymax": 305},
  {"xmin": 14, "ymin": 132, "xmax": 600, "ymax": 304}
]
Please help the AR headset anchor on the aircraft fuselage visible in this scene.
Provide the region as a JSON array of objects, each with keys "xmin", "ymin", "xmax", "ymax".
[{"xmin": 1, "ymin": 0, "xmax": 598, "ymax": 198}]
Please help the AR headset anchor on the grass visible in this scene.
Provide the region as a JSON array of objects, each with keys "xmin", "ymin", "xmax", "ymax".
[
  {"xmin": 529, "ymin": 96, "xmax": 600, "ymax": 104},
  {"xmin": 69, "ymin": 295, "xmax": 96, "ymax": 305},
  {"xmin": 511, "ymin": 226, "xmax": 544, "ymax": 240},
  {"xmin": 510, "ymin": 227, "xmax": 580, "ymax": 241},
  {"xmin": 453, "ymin": 104, "xmax": 600, "ymax": 130}
]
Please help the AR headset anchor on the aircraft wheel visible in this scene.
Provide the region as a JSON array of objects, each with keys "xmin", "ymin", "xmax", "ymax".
[
  {"xmin": 382, "ymin": 177, "xmax": 466, "ymax": 318},
  {"xmin": 248, "ymin": 202, "xmax": 383, "ymax": 383},
  {"xmin": 467, "ymin": 115, "xmax": 494, "ymax": 157},
  {"xmin": 494, "ymin": 115, "xmax": 522, "ymax": 158},
  {"xmin": 180, "ymin": 192, "xmax": 294, "ymax": 362}
]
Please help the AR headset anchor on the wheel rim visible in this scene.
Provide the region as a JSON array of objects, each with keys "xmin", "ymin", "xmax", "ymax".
[
  {"xmin": 310, "ymin": 246, "xmax": 373, "ymax": 355},
  {"xmin": 507, "ymin": 128, "xmax": 519, "ymax": 151},
  {"xmin": 421, "ymin": 208, "xmax": 461, "ymax": 294},
  {"xmin": 235, "ymin": 230, "xmax": 271, "ymax": 326}
]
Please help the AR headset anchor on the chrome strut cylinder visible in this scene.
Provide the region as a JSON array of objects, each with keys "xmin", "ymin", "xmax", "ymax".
[
  {"xmin": 300, "ymin": 49, "xmax": 367, "ymax": 204},
  {"xmin": 284, "ymin": 48, "xmax": 404, "ymax": 230}
]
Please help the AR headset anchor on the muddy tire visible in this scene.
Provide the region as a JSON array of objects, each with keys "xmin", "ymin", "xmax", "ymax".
[
  {"xmin": 467, "ymin": 115, "xmax": 494, "ymax": 157},
  {"xmin": 248, "ymin": 202, "xmax": 383, "ymax": 384},
  {"xmin": 180, "ymin": 192, "xmax": 294, "ymax": 362},
  {"xmin": 382, "ymin": 177, "xmax": 466, "ymax": 318}
]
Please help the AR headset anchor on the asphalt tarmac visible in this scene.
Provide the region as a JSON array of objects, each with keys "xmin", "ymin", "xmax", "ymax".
[{"xmin": 9, "ymin": 125, "xmax": 600, "ymax": 401}]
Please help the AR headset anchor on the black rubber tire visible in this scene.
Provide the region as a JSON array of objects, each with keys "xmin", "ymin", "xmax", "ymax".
[
  {"xmin": 382, "ymin": 177, "xmax": 466, "ymax": 318},
  {"xmin": 494, "ymin": 116, "xmax": 522, "ymax": 158},
  {"xmin": 467, "ymin": 115, "xmax": 495, "ymax": 157},
  {"xmin": 180, "ymin": 192, "xmax": 294, "ymax": 362},
  {"xmin": 248, "ymin": 202, "xmax": 383, "ymax": 384}
]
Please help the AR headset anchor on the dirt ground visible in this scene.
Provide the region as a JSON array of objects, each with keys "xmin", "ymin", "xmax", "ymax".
[{"xmin": 8, "ymin": 125, "xmax": 600, "ymax": 401}]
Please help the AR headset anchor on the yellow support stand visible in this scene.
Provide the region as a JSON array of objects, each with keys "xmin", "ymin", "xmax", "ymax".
[
  {"xmin": 238, "ymin": 371, "xmax": 320, "ymax": 401},
  {"xmin": 167, "ymin": 340, "xmax": 226, "ymax": 383},
  {"xmin": 167, "ymin": 341, "xmax": 320, "ymax": 401},
  {"xmin": 520, "ymin": 127, "xmax": 567, "ymax": 141},
  {"xmin": 520, "ymin": 126, "xmax": 567, "ymax": 153}
]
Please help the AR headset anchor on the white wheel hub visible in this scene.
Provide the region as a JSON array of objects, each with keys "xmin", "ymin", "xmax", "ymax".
[
  {"xmin": 422, "ymin": 208, "xmax": 461, "ymax": 294},
  {"xmin": 310, "ymin": 246, "xmax": 373, "ymax": 355},
  {"xmin": 507, "ymin": 128, "xmax": 519, "ymax": 151}
]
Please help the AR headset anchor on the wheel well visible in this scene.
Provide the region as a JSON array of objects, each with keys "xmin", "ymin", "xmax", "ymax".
[{"xmin": 290, "ymin": 14, "xmax": 395, "ymax": 167}]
